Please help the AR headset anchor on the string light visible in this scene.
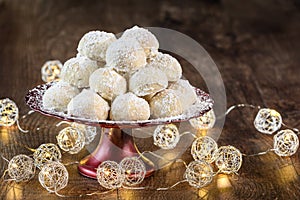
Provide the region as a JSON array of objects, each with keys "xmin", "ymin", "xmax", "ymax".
[
  {"xmin": 71, "ymin": 123, "xmax": 97, "ymax": 145},
  {"xmin": 120, "ymin": 157, "xmax": 146, "ymax": 186},
  {"xmin": 227, "ymin": 104, "xmax": 299, "ymax": 158},
  {"xmin": 191, "ymin": 136, "xmax": 218, "ymax": 163},
  {"xmin": 0, "ymin": 98, "xmax": 19, "ymax": 127},
  {"xmin": 33, "ymin": 143, "xmax": 62, "ymax": 169},
  {"xmin": 184, "ymin": 160, "xmax": 214, "ymax": 188},
  {"xmin": 153, "ymin": 124, "xmax": 180, "ymax": 149},
  {"xmin": 41, "ymin": 60, "xmax": 63, "ymax": 83},
  {"xmin": 96, "ymin": 161, "xmax": 125, "ymax": 190},
  {"xmin": 7, "ymin": 154, "xmax": 36, "ymax": 182},
  {"xmin": 273, "ymin": 129, "xmax": 299, "ymax": 157},
  {"xmin": 254, "ymin": 108, "xmax": 282, "ymax": 134},
  {"xmin": 189, "ymin": 109, "xmax": 216, "ymax": 130},
  {"xmin": 215, "ymin": 145, "xmax": 243, "ymax": 174},
  {"xmin": 38, "ymin": 161, "xmax": 69, "ymax": 193},
  {"xmin": 0, "ymin": 101, "xmax": 297, "ymax": 196},
  {"xmin": 56, "ymin": 127, "xmax": 85, "ymax": 154}
]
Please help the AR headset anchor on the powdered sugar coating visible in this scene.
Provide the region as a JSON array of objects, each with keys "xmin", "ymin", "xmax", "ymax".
[
  {"xmin": 61, "ymin": 56, "xmax": 99, "ymax": 88},
  {"xmin": 67, "ymin": 89, "xmax": 109, "ymax": 120},
  {"xmin": 121, "ymin": 26, "xmax": 159, "ymax": 57},
  {"xmin": 150, "ymin": 89, "xmax": 183, "ymax": 118},
  {"xmin": 77, "ymin": 31, "xmax": 116, "ymax": 62},
  {"xmin": 42, "ymin": 81, "xmax": 80, "ymax": 112},
  {"xmin": 106, "ymin": 38, "xmax": 147, "ymax": 74},
  {"xmin": 148, "ymin": 52, "xmax": 182, "ymax": 82},
  {"xmin": 89, "ymin": 68, "xmax": 127, "ymax": 101},
  {"xmin": 169, "ymin": 79, "xmax": 197, "ymax": 111},
  {"xmin": 129, "ymin": 66, "xmax": 168, "ymax": 96},
  {"xmin": 26, "ymin": 83, "xmax": 213, "ymax": 128},
  {"xmin": 111, "ymin": 93, "xmax": 150, "ymax": 121}
]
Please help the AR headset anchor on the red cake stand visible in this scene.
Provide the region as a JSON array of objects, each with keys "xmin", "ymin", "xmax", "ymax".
[{"xmin": 25, "ymin": 82, "xmax": 213, "ymax": 179}]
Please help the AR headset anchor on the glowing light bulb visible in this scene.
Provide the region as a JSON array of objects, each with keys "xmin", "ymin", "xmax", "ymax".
[
  {"xmin": 33, "ymin": 143, "xmax": 62, "ymax": 169},
  {"xmin": 120, "ymin": 157, "xmax": 146, "ymax": 186},
  {"xmin": 41, "ymin": 60, "xmax": 62, "ymax": 83},
  {"xmin": 96, "ymin": 161, "xmax": 125, "ymax": 189},
  {"xmin": 254, "ymin": 108, "xmax": 282, "ymax": 134},
  {"xmin": 71, "ymin": 123, "xmax": 97, "ymax": 144},
  {"xmin": 189, "ymin": 109, "xmax": 216, "ymax": 130},
  {"xmin": 8, "ymin": 154, "xmax": 36, "ymax": 182},
  {"xmin": 215, "ymin": 145, "xmax": 242, "ymax": 174},
  {"xmin": 56, "ymin": 127, "xmax": 85, "ymax": 154},
  {"xmin": 153, "ymin": 124, "xmax": 180, "ymax": 149},
  {"xmin": 273, "ymin": 129, "xmax": 299, "ymax": 156},
  {"xmin": 184, "ymin": 160, "xmax": 214, "ymax": 188},
  {"xmin": 38, "ymin": 161, "xmax": 68, "ymax": 193},
  {"xmin": 191, "ymin": 136, "xmax": 218, "ymax": 163},
  {"xmin": 0, "ymin": 98, "xmax": 19, "ymax": 127}
]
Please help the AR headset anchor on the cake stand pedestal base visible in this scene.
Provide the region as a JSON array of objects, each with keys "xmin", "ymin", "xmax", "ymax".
[{"xmin": 78, "ymin": 127, "xmax": 155, "ymax": 179}]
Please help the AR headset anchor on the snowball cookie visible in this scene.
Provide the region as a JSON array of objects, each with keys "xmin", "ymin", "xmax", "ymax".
[
  {"xmin": 43, "ymin": 81, "xmax": 80, "ymax": 112},
  {"xmin": 89, "ymin": 68, "xmax": 127, "ymax": 101},
  {"xmin": 150, "ymin": 89, "xmax": 183, "ymax": 118},
  {"xmin": 110, "ymin": 93, "xmax": 150, "ymax": 121},
  {"xmin": 148, "ymin": 52, "xmax": 182, "ymax": 82},
  {"xmin": 106, "ymin": 38, "xmax": 147, "ymax": 74},
  {"xmin": 67, "ymin": 89, "xmax": 109, "ymax": 121},
  {"xmin": 129, "ymin": 66, "xmax": 168, "ymax": 96},
  {"xmin": 77, "ymin": 31, "xmax": 116, "ymax": 62},
  {"xmin": 121, "ymin": 26, "xmax": 159, "ymax": 57},
  {"xmin": 61, "ymin": 56, "xmax": 99, "ymax": 88},
  {"xmin": 169, "ymin": 79, "xmax": 197, "ymax": 111}
]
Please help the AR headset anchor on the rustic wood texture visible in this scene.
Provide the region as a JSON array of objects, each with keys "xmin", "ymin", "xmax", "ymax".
[{"xmin": 0, "ymin": 0, "xmax": 300, "ymax": 199}]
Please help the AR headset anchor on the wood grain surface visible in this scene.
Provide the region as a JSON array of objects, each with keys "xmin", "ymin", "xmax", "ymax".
[{"xmin": 0, "ymin": 0, "xmax": 300, "ymax": 199}]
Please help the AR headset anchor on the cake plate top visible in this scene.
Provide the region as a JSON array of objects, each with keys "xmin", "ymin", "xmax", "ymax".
[{"xmin": 25, "ymin": 82, "xmax": 214, "ymax": 128}]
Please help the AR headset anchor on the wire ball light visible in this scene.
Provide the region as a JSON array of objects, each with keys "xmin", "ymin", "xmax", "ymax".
[
  {"xmin": 153, "ymin": 124, "xmax": 180, "ymax": 150},
  {"xmin": 215, "ymin": 145, "xmax": 243, "ymax": 174},
  {"xmin": 96, "ymin": 161, "xmax": 125, "ymax": 190},
  {"xmin": 7, "ymin": 154, "xmax": 36, "ymax": 182},
  {"xmin": 33, "ymin": 143, "xmax": 62, "ymax": 169},
  {"xmin": 184, "ymin": 160, "xmax": 214, "ymax": 188},
  {"xmin": 191, "ymin": 136, "xmax": 218, "ymax": 163},
  {"xmin": 38, "ymin": 161, "xmax": 69, "ymax": 193},
  {"xmin": 189, "ymin": 109, "xmax": 216, "ymax": 130},
  {"xmin": 71, "ymin": 122, "xmax": 97, "ymax": 145},
  {"xmin": 273, "ymin": 129, "xmax": 299, "ymax": 157},
  {"xmin": 254, "ymin": 108, "xmax": 282, "ymax": 134},
  {"xmin": 0, "ymin": 98, "xmax": 19, "ymax": 127},
  {"xmin": 119, "ymin": 157, "xmax": 146, "ymax": 186},
  {"xmin": 56, "ymin": 127, "xmax": 86, "ymax": 154},
  {"xmin": 1, "ymin": 100, "xmax": 298, "ymax": 196},
  {"xmin": 41, "ymin": 60, "xmax": 63, "ymax": 83}
]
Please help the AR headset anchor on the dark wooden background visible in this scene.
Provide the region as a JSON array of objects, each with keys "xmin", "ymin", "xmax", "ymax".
[{"xmin": 0, "ymin": 0, "xmax": 300, "ymax": 199}]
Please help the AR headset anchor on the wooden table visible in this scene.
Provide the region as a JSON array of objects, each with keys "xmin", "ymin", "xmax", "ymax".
[{"xmin": 0, "ymin": 0, "xmax": 300, "ymax": 199}]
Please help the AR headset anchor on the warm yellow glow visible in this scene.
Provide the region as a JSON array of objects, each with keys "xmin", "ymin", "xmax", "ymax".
[
  {"xmin": 45, "ymin": 153, "xmax": 51, "ymax": 158},
  {"xmin": 6, "ymin": 186, "xmax": 23, "ymax": 200},
  {"xmin": 43, "ymin": 171, "xmax": 50, "ymax": 176},
  {"xmin": 0, "ymin": 128, "xmax": 10, "ymax": 143},
  {"xmin": 104, "ymin": 169, "xmax": 111, "ymax": 176},
  {"xmin": 270, "ymin": 109, "xmax": 280, "ymax": 117},
  {"xmin": 277, "ymin": 164, "xmax": 298, "ymax": 183},
  {"xmin": 196, "ymin": 129, "xmax": 208, "ymax": 137},
  {"xmin": 283, "ymin": 134, "xmax": 292, "ymax": 142},
  {"xmin": 217, "ymin": 174, "xmax": 232, "ymax": 189},
  {"xmin": 53, "ymin": 67, "xmax": 60, "ymax": 74},
  {"xmin": 198, "ymin": 188, "xmax": 208, "ymax": 199},
  {"xmin": 11, "ymin": 163, "xmax": 18, "ymax": 168},
  {"xmin": 121, "ymin": 190, "xmax": 136, "ymax": 200}
]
